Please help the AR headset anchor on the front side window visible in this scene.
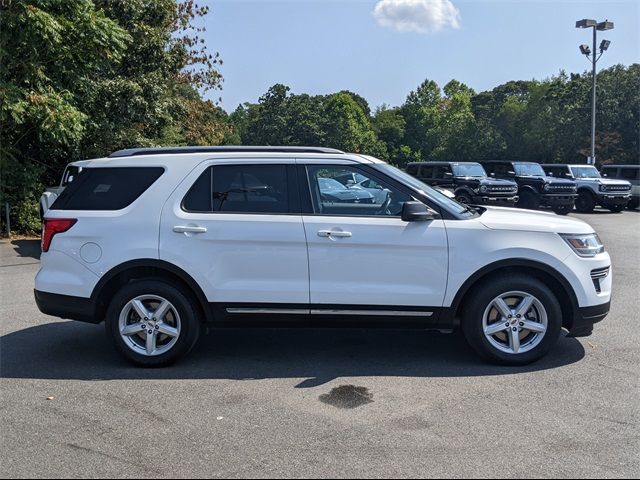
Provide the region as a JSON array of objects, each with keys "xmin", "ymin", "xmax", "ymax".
[
  {"xmin": 183, "ymin": 164, "xmax": 290, "ymax": 214},
  {"xmin": 306, "ymin": 165, "xmax": 411, "ymax": 217}
]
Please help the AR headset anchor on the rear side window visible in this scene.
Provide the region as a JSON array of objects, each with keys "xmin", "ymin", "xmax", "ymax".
[
  {"xmin": 621, "ymin": 168, "xmax": 639, "ymax": 181},
  {"xmin": 52, "ymin": 167, "xmax": 164, "ymax": 211},
  {"xmin": 182, "ymin": 164, "xmax": 291, "ymax": 214}
]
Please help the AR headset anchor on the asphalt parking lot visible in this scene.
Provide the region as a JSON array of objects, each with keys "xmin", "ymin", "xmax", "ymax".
[{"xmin": 1, "ymin": 210, "xmax": 639, "ymax": 478}]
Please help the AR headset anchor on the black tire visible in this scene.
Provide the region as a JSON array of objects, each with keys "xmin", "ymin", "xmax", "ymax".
[
  {"xmin": 106, "ymin": 280, "xmax": 201, "ymax": 367},
  {"xmin": 516, "ymin": 191, "xmax": 539, "ymax": 210},
  {"xmin": 455, "ymin": 192, "xmax": 473, "ymax": 205},
  {"xmin": 552, "ymin": 204, "xmax": 573, "ymax": 215},
  {"xmin": 608, "ymin": 204, "xmax": 626, "ymax": 213},
  {"xmin": 627, "ymin": 199, "xmax": 639, "ymax": 210},
  {"xmin": 575, "ymin": 190, "xmax": 596, "ymax": 213},
  {"xmin": 461, "ymin": 274, "xmax": 562, "ymax": 366}
]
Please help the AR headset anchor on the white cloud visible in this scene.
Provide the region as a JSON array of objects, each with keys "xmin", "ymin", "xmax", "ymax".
[{"xmin": 373, "ymin": 0, "xmax": 461, "ymax": 34}]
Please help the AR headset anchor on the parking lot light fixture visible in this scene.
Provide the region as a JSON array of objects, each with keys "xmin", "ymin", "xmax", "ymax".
[{"xmin": 575, "ymin": 19, "xmax": 614, "ymax": 165}]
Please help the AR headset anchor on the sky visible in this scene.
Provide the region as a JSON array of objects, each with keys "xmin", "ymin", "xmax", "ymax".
[{"xmin": 202, "ymin": 0, "xmax": 639, "ymax": 112}]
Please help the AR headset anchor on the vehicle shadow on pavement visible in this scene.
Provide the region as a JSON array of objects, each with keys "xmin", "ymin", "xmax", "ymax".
[
  {"xmin": 0, "ymin": 321, "xmax": 585, "ymax": 387},
  {"xmin": 10, "ymin": 240, "xmax": 41, "ymax": 260}
]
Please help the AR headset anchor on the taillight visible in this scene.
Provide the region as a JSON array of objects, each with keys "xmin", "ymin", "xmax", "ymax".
[{"xmin": 41, "ymin": 218, "xmax": 77, "ymax": 252}]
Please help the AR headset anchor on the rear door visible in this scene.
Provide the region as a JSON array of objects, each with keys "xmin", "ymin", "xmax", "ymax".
[{"xmin": 159, "ymin": 160, "xmax": 309, "ymax": 307}]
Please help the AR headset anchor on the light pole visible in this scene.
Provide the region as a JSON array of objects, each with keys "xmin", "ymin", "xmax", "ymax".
[{"xmin": 576, "ymin": 19, "xmax": 614, "ymax": 166}]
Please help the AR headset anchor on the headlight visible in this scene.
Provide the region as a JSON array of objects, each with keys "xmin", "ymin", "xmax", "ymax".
[
  {"xmin": 480, "ymin": 185, "xmax": 487, "ymax": 193},
  {"xmin": 560, "ymin": 233, "xmax": 605, "ymax": 257}
]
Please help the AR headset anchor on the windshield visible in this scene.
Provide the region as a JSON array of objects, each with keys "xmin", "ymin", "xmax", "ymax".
[
  {"xmin": 374, "ymin": 164, "xmax": 471, "ymax": 215},
  {"xmin": 452, "ymin": 163, "xmax": 486, "ymax": 177},
  {"xmin": 570, "ymin": 166, "xmax": 601, "ymax": 179},
  {"xmin": 514, "ymin": 163, "xmax": 545, "ymax": 177}
]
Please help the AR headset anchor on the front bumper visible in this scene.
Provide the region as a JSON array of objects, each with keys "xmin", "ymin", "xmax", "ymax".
[
  {"xmin": 472, "ymin": 195, "xmax": 519, "ymax": 206},
  {"xmin": 598, "ymin": 194, "xmax": 631, "ymax": 207},
  {"xmin": 34, "ymin": 289, "xmax": 98, "ymax": 324},
  {"xmin": 541, "ymin": 193, "xmax": 577, "ymax": 206},
  {"xmin": 569, "ymin": 301, "xmax": 610, "ymax": 337}
]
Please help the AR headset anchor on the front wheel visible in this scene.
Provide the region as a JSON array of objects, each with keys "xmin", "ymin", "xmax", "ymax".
[
  {"xmin": 455, "ymin": 192, "xmax": 473, "ymax": 205},
  {"xmin": 106, "ymin": 280, "xmax": 201, "ymax": 367},
  {"xmin": 575, "ymin": 191, "xmax": 596, "ymax": 213},
  {"xmin": 462, "ymin": 275, "xmax": 562, "ymax": 365},
  {"xmin": 516, "ymin": 191, "xmax": 540, "ymax": 210},
  {"xmin": 552, "ymin": 204, "xmax": 573, "ymax": 215}
]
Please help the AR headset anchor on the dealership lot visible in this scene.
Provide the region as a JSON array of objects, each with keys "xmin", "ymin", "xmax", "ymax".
[{"xmin": 1, "ymin": 211, "xmax": 639, "ymax": 478}]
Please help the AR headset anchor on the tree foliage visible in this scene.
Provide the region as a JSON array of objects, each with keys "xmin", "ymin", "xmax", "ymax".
[{"xmin": 0, "ymin": 0, "xmax": 227, "ymax": 232}]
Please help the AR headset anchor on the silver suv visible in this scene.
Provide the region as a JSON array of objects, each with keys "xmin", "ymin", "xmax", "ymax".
[{"xmin": 542, "ymin": 164, "xmax": 632, "ymax": 213}]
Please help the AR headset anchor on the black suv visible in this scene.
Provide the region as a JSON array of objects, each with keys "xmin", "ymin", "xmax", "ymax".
[
  {"xmin": 481, "ymin": 161, "xmax": 577, "ymax": 215},
  {"xmin": 407, "ymin": 162, "xmax": 519, "ymax": 206}
]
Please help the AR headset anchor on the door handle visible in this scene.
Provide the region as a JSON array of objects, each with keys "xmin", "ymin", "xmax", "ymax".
[
  {"xmin": 318, "ymin": 230, "xmax": 352, "ymax": 238},
  {"xmin": 173, "ymin": 225, "xmax": 207, "ymax": 234}
]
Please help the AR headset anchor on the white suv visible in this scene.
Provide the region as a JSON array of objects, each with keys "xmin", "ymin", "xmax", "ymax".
[{"xmin": 35, "ymin": 147, "xmax": 612, "ymax": 367}]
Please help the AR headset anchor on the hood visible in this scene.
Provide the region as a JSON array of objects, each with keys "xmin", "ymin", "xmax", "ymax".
[
  {"xmin": 594, "ymin": 178, "xmax": 632, "ymax": 187},
  {"xmin": 541, "ymin": 176, "xmax": 575, "ymax": 185},
  {"xmin": 478, "ymin": 206, "xmax": 594, "ymax": 234},
  {"xmin": 478, "ymin": 177, "xmax": 518, "ymax": 187}
]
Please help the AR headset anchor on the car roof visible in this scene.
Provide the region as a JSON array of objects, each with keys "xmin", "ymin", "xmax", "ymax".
[{"xmin": 601, "ymin": 164, "xmax": 639, "ymax": 168}]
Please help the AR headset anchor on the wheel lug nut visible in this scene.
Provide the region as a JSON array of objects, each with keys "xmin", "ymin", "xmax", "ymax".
[
  {"xmin": 517, "ymin": 314, "xmax": 522, "ymax": 318},
  {"xmin": 519, "ymin": 322, "xmax": 524, "ymax": 327},
  {"xmin": 148, "ymin": 330, "xmax": 153, "ymax": 335},
  {"xmin": 155, "ymin": 325, "xmax": 159, "ymax": 330},
  {"xmin": 512, "ymin": 327, "xmax": 518, "ymax": 332}
]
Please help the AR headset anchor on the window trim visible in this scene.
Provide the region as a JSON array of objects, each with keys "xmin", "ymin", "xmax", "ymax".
[{"xmin": 180, "ymin": 163, "xmax": 300, "ymax": 216}]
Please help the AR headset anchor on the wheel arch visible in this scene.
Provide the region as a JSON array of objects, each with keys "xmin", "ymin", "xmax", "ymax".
[
  {"xmin": 453, "ymin": 186, "xmax": 474, "ymax": 197},
  {"xmin": 91, "ymin": 259, "xmax": 213, "ymax": 324},
  {"xmin": 447, "ymin": 259, "xmax": 578, "ymax": 331}
]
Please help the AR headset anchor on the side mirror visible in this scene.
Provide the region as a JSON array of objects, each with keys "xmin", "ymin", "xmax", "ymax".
[
  {"xmin": 401, "ymin": 202, "xmax": 435, "ymax": 222},
  {"xmin": 490, "ymin": 172, "xmax": 496, "ymax": 177},
  {"xmin": 507, "ymin": 171, "xmax": 516, "ymax": 177},
  {"xmin": 444, "ymin": 172, "xmax": 454, "ymax": 178}
]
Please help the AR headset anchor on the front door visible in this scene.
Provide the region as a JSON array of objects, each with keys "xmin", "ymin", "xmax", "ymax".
[{"xmin": 300, "ymin": 162, "xmax": 449, "ymax": 315}]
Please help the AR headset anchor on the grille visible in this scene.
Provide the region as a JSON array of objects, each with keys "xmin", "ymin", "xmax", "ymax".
[
  {"xmin": 547, "ymin": 184, "xmax": 577, "ymax": 193},
  {"xmin": 487, "ymin": 186, "xmax": 517, "ymax": 193},
  {"xmin": 603, "ymin": 185, "xmax": 631, "ymax": 192},
  {"xmin": 591, "ymin": 266, "xmax": 610, "ymax": 293}
]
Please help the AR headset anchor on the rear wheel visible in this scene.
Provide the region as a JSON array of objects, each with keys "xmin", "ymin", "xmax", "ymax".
[
  {"xmin": 106, "ymin": 280, "xmax": 201, "ymax": 367},
  {"xmin": 516, "ymin": 191, "xmax": 539, "ymax": 210},
  {"xmin": 575, "ymin": 191, "xmax": 596, "ymax": 213},
  {"xmin": 462, "ymin": 275, "xmax": 562, "ymax": 365}
]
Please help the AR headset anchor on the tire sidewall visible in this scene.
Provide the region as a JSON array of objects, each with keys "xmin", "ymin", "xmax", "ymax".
[
  {"xmin": 106, "ymin": 280, "xmax": 201, "ymax": 367},
  {"xmin": 462, "ymin": 275, "xmax": 563, "ymax": 365}
]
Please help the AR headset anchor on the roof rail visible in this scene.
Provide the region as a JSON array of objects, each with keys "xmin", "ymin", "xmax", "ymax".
[{"xmin": 108, "ymin": 146, "xmax": 345, "ymax": 158}]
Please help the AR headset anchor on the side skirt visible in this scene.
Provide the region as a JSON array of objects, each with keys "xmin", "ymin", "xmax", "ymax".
[{"xmin": 208, "ymin": 303, "xmax": 454, "ymax": 330}]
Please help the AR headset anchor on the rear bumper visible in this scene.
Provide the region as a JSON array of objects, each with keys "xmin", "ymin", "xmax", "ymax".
[
  {"xmin": 569, "ymin": 301, "xmax": 610, "ymax": 337},
  {"xmin": 34, "ymin": 289, "xmax": 98, "ymax": 324}
]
